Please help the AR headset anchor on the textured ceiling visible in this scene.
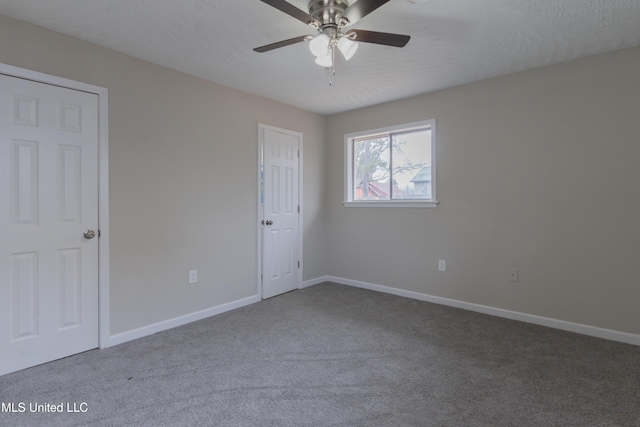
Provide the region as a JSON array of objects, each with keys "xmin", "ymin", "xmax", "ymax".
[{"xmin": 0, "ymin": 0, "xmax": 639, "ymax": 115}]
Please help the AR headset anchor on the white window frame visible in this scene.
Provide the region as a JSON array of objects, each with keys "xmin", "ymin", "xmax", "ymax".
[{"xmin": 344, "ymin": 119, "xmax": 438, "ymax": 208}]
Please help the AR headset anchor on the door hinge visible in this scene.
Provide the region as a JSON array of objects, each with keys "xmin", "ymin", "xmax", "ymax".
[
  {"xmin": 297, "ymin": 149, "xmax": 300, "ymax": 158},
  {"xmin": 98, "ymin": 229, "xmax": 101, "ymax": 238},
  {"xmin": 298, "ymin": 260, "xmax": 300, "ymax": 268},
  {"xmin": 297, "ymin": 205, "xmax": 300, "ymax": 213}
]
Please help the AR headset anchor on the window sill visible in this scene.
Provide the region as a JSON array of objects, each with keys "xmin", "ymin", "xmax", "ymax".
[{"xmin": 343, "ymin": 200, "xmax": 439, "ymax": 208}]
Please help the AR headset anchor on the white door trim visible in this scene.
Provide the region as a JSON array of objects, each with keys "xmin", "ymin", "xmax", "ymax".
[
  {"xmin": 257, "ymin": 123, "xmax": 303, "ymax": 298},
  {"xmin": 0, "ymin": 63, "xmax": 110, "ymax": 349}
]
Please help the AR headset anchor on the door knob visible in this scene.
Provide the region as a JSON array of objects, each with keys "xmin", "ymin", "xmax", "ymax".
[
  {"xmin": 265, "ymin": 220, "xmax": 273, "ymax": 226},
  {"xmin": 83, "ymin": 230, "xmax": 96, "ymax": 239}
]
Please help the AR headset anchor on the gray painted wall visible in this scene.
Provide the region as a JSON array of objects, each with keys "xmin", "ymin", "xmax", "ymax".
[
  {"xmin": 326, "ymin": 45, "xmax": 640, "ymax": 336},
  {"xmin": 0, "ymin": 14, "xmax": 326, "ymax": 335}
]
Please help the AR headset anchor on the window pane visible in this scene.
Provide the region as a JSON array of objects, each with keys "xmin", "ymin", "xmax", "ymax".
[
  {"xmin": 353, "ymin": 136, "xmax": 391, "ymax": 200},
  {"xmin": 391, "ymin": 129, "xmax": 431, "ymax": 199}
]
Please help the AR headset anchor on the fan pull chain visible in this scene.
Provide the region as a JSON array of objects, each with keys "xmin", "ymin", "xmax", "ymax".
[{"xmin": 329, "ymin": 46, "xmax": 336, "ymax": 86}]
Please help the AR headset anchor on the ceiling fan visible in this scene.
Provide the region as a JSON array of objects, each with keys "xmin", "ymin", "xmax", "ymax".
[{"xmin": 254, "ymin": 0, "xmax": 410, "ymax": 67}]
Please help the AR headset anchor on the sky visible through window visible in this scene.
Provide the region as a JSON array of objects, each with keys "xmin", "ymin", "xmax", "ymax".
[{"xmin": 393, "ymin": 129, "xmax": 431, "ymax": 191}]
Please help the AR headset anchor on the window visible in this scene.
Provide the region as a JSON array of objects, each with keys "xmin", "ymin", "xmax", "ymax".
[{"xmin": 344, "ymin": 119, "xmax": 437, "ymax": 207}]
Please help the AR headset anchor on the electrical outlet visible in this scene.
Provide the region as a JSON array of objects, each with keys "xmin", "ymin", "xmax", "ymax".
[
  {"xmin": 438, "ymin": 260, "xmax": 446, "ymax": 272},
  {"xmin": 509, "ymin": 268, "xmax": 518, "ymax": 283},
  {"xmin": 188, "ymin": 269, "xmax": 198, "ymax": 284}
]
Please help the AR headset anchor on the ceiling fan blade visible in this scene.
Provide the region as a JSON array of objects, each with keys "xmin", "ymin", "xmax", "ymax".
[
  {"xmin": 259, "ymin": 0, "xmax": 321, "ymax": 27},
  {"xmin": 340, "ymin": 0, "xmax": 391, "ymax": 26},
  {"xmin": 254, "ymin": 35, "xmax": 312, "ymax": 53},
  {"xmin": 346, "ymin": 29, "xmax": 410, "ymax": 47}
]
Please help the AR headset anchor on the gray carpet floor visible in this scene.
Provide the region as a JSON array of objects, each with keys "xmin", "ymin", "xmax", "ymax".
[{"xmin": 1, "ymin": 282, "xmax": 639, "ymax": 426}]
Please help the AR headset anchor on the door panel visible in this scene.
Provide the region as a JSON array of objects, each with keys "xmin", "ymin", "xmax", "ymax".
[
  {"xmin": 261, "ymin": 126, "xmax": 300, "ymax": 299},
  {"xmin": 0, "ymin": 74, "xmax": 99, "ymax": 376}
]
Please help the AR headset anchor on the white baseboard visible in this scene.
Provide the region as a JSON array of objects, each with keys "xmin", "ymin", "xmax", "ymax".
[
  {"xmin": 301, "ymin": 275, "xmax": 330, "ymax": 289},
  {"xmin": 106, "ymin": 294, "xmax": 261, "ymax": 347},
  {"xmin": 106, "ymin": 276, "xmax": 640, "ymax": 349},
  {"xmin": 321, "ymin": 276, "xmax": 640, "ymax": 347}
]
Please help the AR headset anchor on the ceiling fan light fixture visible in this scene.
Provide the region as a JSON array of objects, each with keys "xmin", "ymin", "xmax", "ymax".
[
  {"xmin": 309, "ymin": 33, "xmax": 330, "ymax": 57},
  {"xmin": 254, "ymin": 0, "xmax": 411, "ymax": 72},
  {"xmin": 314, "ymin": 51, "xmax": 333, "ymax": 67},
  {"xmin": 337, "ymin": 36, "xmax": 358, "ymax": 60}
]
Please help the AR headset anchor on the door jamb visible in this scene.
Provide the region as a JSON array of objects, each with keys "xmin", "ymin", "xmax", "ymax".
[
  {"xmin": 0, "ymin": 63, "xmax": 110, "ymax": 349},
  {"xmin": 256, "ymin": 123, "xmax": 303, "ymax": 299}
]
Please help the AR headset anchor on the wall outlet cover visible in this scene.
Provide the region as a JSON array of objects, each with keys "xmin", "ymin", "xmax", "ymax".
[{"xmin": 188, "ymin": 269, "xmax": 198, "ymax": 284}]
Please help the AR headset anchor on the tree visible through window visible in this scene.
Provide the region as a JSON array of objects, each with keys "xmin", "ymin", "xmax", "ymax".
[{"xmin": 350, "ymin": 124, "xmax": 433, "ymax": 202}]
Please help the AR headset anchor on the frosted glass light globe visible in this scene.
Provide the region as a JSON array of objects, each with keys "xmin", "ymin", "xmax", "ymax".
[
  {"xmin": 315, "ymin": 52, "xmax": 333, "ymax": 67},
  {"xmin": 309, "ymin": 34, "xmax": 330, "ymax": 57},
  {"xmin": 337, "ymin": 37, "xmax": 358, "ymax": 60}
]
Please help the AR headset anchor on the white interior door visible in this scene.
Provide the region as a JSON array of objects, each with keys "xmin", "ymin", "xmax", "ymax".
[
  {"xmin": 0, "ymin": 74, "xmax": 99, "ymax": 376},
  {"xmin": 260, "ymin": 125, "xmax": 301, "ymax": 299}
]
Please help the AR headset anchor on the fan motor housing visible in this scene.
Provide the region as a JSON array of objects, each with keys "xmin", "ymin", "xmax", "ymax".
[{"xmin": 308, "ymin": 0, "xmax": 349, "ymax": 25}]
